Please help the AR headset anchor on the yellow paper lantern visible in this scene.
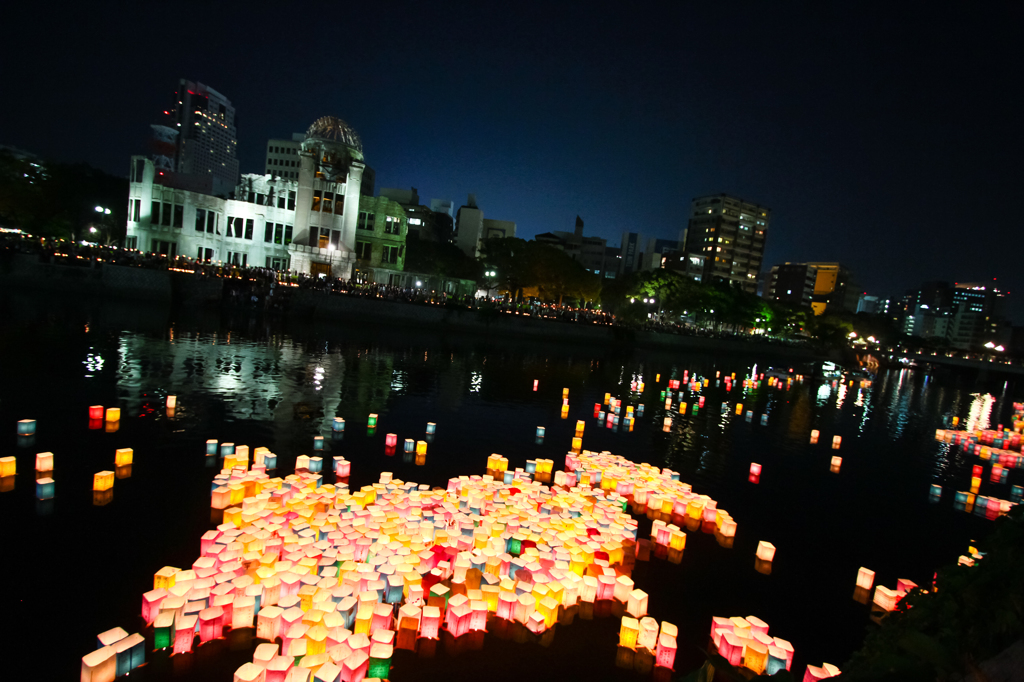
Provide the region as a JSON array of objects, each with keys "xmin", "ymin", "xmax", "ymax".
[
  {"xmin": 93, "ymin": 471, "xmax": 114, "ymax": 491},
  {"xmin": 115, "ymin": 449, "xmax": 133, "ymax": 466}
]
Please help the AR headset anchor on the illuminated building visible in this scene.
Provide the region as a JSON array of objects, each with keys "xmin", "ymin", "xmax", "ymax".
[
  {"xmin": 127, "ymin": 116, "xmax": 404, "ymax": 280},
  {"xmin": 681, "ymin": 194, "xmax": 769, "ymax": 294},
  {"xmin": 763, "ymin": 262, "xmax": 856, "ymax": 314},
  {"xmin": 154, "ymin": 80, "xmax": 239, "ymax": 197}
]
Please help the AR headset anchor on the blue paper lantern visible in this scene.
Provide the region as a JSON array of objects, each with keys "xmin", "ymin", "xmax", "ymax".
[
  {"xmin": 333, "ymin": 417, "xmax": 345, "ymax": 432},
  {"xmin": 17, "ymin": 419, "xmax": 35, "ymax": 436}
]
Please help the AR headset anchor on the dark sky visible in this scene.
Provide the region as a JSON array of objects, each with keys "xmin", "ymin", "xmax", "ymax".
[{"xmin": 4, "ymin": 2, "xmax": 1023, "ymax": 316}]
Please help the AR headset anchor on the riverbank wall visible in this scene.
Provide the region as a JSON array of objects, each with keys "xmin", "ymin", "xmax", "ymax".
[{"xmin": 0, "ymin": 255, "xmax": 819, "ymax": 361}]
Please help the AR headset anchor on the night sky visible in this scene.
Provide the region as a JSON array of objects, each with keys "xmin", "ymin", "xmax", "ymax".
[{"xmin": 4, "ymin": 3, "xmax": 1023, "ymax": 317}]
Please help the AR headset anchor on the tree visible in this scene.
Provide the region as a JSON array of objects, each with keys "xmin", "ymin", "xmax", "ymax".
[
  {"xmin": 480, "ymin": 237, "xmax": 534, "ymax": 301},
  {"xmin": 0, "ymin": 152, "xmax": 127, "ymax": 241},
  {"xmin": 404, "ymin": 238, "xmax": 480, "ymax": 280}
]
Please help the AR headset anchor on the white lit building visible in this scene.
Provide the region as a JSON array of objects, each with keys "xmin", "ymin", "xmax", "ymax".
[{"xmin": 127, "ymin": 116, "xmax": 375, "ymax": 279}]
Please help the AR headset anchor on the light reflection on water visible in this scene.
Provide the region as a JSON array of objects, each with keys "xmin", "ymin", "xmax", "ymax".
[{"xmin": 1, "ymin": 296, "xmax": 1021, "ymax": 682}]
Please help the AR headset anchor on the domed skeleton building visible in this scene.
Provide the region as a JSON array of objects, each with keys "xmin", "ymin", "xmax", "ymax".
[
  {"xmin": 126, "ymin": 115, "xmax": 381, "ymax": 280},
  {"xmin": 288, "ymin": 116, "xmax": 366, "ymax": 278}
]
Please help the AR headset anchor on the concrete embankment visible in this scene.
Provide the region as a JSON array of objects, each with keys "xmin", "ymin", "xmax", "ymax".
[
  {"xmin": 288, "ymin": 289, "xmax": 819, "ymax": 361},
  {"xmin": 0, "ymin": 254, "xmax": 819, "ymax": 361}
]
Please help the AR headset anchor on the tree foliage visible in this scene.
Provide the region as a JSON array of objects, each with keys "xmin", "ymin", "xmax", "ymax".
[
  {"xmin": 480, "ymin": 237, "xmax": 601, "ymax": 304},
  {"xmin": 841, "ymin": 505, "xmax": 1024, "ymax": 681},
  {"xmin": 0, "ymin": 151, "xmax": 127, "ymax": 241},
  {"xmin": 404, "ymin": 237, "xmax": 481, "ymax": 280}
]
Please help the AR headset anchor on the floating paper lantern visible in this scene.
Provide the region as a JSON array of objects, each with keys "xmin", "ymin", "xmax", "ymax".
[
  {"xmin": 89, "ymin": 406, "xmax": 104, "ymax": 420},
  {"xmin": 756, "ymin": 541, "xmax": 776, "ymax": 562},
  {"xmin": 93, "ymin": 471, "xmax": 114, "ymax": 491},
  {"xmin": 17, "ymin": 419, "xmax": 36, "ymax": 436},
  {"xmin": 206, "ymin": 439, "xmax": 219, "ymax": 456},
  {"xmin": 296, "ymin": 455, "xmax": 310, "ymax": 471},
  {"xmin": 173, "ymin": 614, "xmax": 198, "ymax": 654},
  {"xmin": 856, "ymin": 567, "xmax": 875, "ymax": 590},
  {"xmin": 561, "ymin": 405, "xmax": 569, "ymax": 418},
  {"xmin": 81, "ymin": 646, "xmax": 116, "ymax": 682},
  {"xmin": 533, "ymin": 380, "xmax": 538, "ymax": 391},
  {"xmin": 0, "ymin": 456, "xmax": 16, "ymax": 478},
  {"xmin": 571, "ymin": 437, "xmax": 582, "ymax": 452},
  {"xmin": 416, "ymin": 441, "xmax": 427, "ymax": 455},
  {"xmin": 832, "ymin": 435, "xmax": 841, "ymax": 449},
  {"xmin": 220, "ymin": 442, "xmax": 235, "ymax": 457},
  {"xmin": 368, "ymin": 414, "xmax": 378, "ymax": 427},
  {"xmin": 810, "ymin": 429, "xmax": 819, "ymax": 442},
  {"xmin": 36, "ymin": 477, "xmax": 54, "ymax": 500},
  {"xmin": 309, "ymin": 456, "xmax": 323, "ymax": 473},
  {"xmin": 105, "ymin": 408, "xmax": 120, "ymax": 422},
  {"xmin": 873, "ymin": 585, "xmax": 898, "ymax": 611},
  {"xmin": 626, "ymin": 589, "xmax": 648, "ymax": 618},
  {"xmin": 750, "ymin": 463, "xmax": 762, "ymax": 476},
  {"xmin": 735, "ymin": 403, "xmax": 743, "ymax": 415},
  {"xmin": 930, "ymin": 484, "xmax": 942, "ymax": 500},
  {"xmin": 333, "ymin": 418, "xmax": 345, "ymax": 432},
  {"xmin": 385, "ymin": 433, "xmax": 397, "ymax": 448},
  {"xmin": 619, "ymin": 616, "xmax": 640, "ymax": 649},
  {"xmin": 535, "ymin": 427, "xmax": 545, "ymax": 439},
  {"xmin": 313, "ymin": 436, "xmax": 324, "ymax": 451},
  {"xmin": 831, "ymin": 456, "xmax": 842, "ymax": 472},
  {"xmin": 115, "ymin": 448, "xmax": 133, "ymax": 466}
]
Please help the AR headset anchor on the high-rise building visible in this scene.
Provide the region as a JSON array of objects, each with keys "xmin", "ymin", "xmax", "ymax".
[
  {"xmin": 265, "ymin": 134, "xmax": 304, "ymax": 180},
  {"xmin": 763, "ymin": 263, "xmax": 818, "ymax": 308},
  {"xmin": 806, "ymin": 263, "xmax": 858, "ymax": 315},
  {"xmin": 763, "ymin": 262, "xmax": 857, "ymax": 314},
  {"xmin": 158, "ymin": 80, "xmax": 239, "ymax": 197},
  {"xmin": 681, "ymin": 194, "xmax": 768, "ymax": 294}
]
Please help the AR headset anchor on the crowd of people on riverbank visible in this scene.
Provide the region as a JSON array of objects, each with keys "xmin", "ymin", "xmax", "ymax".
[{"xmin": 0, "ymin": 234, "xmax": 801, "ymax": 342}]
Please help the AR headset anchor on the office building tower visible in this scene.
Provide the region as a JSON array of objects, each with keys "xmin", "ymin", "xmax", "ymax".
[
  {"xmin": 265, "ymin": 134, "xmax": 305, "ymax": 179},
  {"xmin": 681, "ymin": 194, "xmax": 768, "ymax": 294},
  {"xmin": 159, "ymin": 79, "xmax": 239, "ymax": 197}
]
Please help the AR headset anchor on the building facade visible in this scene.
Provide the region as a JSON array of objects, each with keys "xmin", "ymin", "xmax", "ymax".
[
  {"xmin": 454, "ymin": 195, "xmax": 516, "ymax": 257},
  {"xmin": 265, "ymin": 134, "xmax": 304, "ymax": 180},
  {"xmin": 681, "ymin": 194, "xmax": 769, "ymax": 294},
  {"xmin": 535, "ymin": 216, "xmax": 612, "ymax": 278},
  {"xmin": 763, "ymin": 263, "xmax": 818, "ymax": 308},
  {"xmin": 155, "ymin": 79, "xmax": 240, "ymax": 197},
  {"xmin": 127, "ymin": 116, "xmax": 386, "ymax": 280},
  {"xmin": 352, "ymin": 195, "xmax": 408, "ymax": 281}
]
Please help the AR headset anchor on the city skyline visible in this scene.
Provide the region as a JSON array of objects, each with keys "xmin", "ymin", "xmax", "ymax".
[{"xmin": 3, "ymin": 3, "xmax": 1022, "ymax": 311}]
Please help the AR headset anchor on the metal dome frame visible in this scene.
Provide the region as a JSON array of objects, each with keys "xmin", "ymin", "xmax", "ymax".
[{"xmin": 305, "ymin": 116, "xmax": 363, "ymax": 154}]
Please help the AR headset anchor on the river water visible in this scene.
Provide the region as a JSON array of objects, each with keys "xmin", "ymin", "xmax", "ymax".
[{"xmin": 0, "ymin": 292, "xmax": 1015, "ymax": 681}]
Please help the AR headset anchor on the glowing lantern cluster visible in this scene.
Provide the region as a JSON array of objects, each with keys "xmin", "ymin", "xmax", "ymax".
[
  {"xmin": 82, "ymin": 627, "xmax": 145, "ymax": 680},
  {"xmin": 94, "ymin": 440, "xmax": 744, "ymax": 682},
  {"xmin": 710, "ymin": 615, "xmax": 793, "ymax": 674},
  {"xmin": 803, "ymin": 662, "xmax": 841, "ymax": 680}
]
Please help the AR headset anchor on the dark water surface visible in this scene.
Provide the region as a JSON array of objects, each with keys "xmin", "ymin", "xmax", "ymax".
[{"xmin": 0, "ymin": 293, "xmax": 1016, "ymax": 681}]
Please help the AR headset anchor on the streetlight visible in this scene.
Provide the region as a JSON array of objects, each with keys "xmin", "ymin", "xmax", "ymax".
[{"xmin": 985, "ymin": 342, "xmax": 995, "ymax": 349}]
